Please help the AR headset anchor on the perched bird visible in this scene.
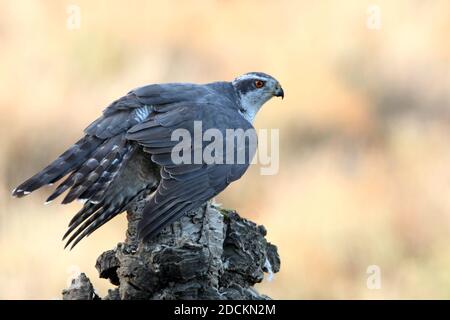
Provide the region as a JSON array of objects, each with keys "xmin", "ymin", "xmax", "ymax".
[{"xmin": 12, "ymin": 72, "xmax": 284, "ymax": 249}]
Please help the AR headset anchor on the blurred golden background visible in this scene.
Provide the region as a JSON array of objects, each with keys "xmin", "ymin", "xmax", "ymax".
[{"xmin": 1, "ymin": 0, "xmax": 450, "ymax": 299}]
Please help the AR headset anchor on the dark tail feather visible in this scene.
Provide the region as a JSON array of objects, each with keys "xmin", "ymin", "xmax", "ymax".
[
  {"xmin": 64, "ymin": 204, "xmax": 110, "ymax": 248},
  {"xmin": 61, "ymin": 149, "xmax": 119, "ymax": 204},
  {"xmin": 44, "ymin": 135, "xmax": 125, "ymax": 204},
  {"xmin": 63, "ymin": 190, "xmax": 138, "ymax": 249},
  {"xmin": 62, "ymin": 148, "xmax": 159, "ymax": 249},
  {"xmin": 77, "ymin": 144, "xmax": 135, "ymax": 202},
  {"xmin": 12, "ymin": 135, "xmax": 103, "ymax": 198},
  {"xmin": 62, "ymin": 201, "xmax": 104, "ymax": 240},
  {"xmin": 64, "ymin": 204, "xmax": 124, "ymax": 250}
]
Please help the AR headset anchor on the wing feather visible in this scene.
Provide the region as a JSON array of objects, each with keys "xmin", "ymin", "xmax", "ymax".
[{"xmin": 126, "ymin": 98, "xmax": 256, "ymax": 241}]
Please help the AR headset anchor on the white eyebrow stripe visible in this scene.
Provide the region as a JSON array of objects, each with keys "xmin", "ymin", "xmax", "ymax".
[{"xmin": 232, "ymin": 74, "xmax": 267, "ymax": 84}]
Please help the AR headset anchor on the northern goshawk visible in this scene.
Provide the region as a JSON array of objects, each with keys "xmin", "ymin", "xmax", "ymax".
[{"xmin": 13, "ymin": 72, "xmax": 284, "ymax": 248}]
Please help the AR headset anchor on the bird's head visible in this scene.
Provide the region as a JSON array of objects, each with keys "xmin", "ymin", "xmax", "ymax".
[{"xmin": 232, "ymin": 72, "xmax": 284, "ymax": 123}]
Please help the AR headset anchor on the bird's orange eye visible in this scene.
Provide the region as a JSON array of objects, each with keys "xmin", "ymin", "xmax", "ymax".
[{"xmin": 255, "ymin": 80, "xmax": 265, "ymax": 88}]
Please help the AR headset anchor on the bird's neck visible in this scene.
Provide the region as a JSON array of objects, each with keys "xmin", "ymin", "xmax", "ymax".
[{"xmin": 237, "ymin": 94, "xmax": 267, "ymax": 124}]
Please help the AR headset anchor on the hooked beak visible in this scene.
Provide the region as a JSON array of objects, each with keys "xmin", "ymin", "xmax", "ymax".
[{"xmin": 273, "ymin": 85, "xmax": 284, "ymax": 99}]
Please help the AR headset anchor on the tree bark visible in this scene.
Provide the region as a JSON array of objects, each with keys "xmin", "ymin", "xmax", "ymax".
[{"xmin": 62, "ymin": 192, "xmax": 280, "ymax": 300}]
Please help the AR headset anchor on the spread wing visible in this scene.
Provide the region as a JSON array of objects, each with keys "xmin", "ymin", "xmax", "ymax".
[{"xmin": 126, "ymin": 99, "xmax": 257, "ymax": 241}]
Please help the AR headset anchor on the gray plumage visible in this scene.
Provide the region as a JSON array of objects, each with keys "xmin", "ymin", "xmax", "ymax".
[{"xmin": 12, "ymin": 72, "xmax": 284, "ymax": 249}]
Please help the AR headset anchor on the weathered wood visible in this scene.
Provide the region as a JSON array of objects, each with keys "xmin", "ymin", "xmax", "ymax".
[
  {"xmin": 62, "ymin": 194, "xmax": 280, "ymax": 300},
  {"xmin": 62, "ymin": 273, "xmax": 99, "ymax": 300}
]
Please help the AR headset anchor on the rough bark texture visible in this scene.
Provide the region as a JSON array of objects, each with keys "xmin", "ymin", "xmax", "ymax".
[
  {"xmin": 62, "ymin": 193, "xmax": 280, "ymax": 300},
  {"xmin": 62, "ymin": 273, "xmax": 100, "ymax": 300}
]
